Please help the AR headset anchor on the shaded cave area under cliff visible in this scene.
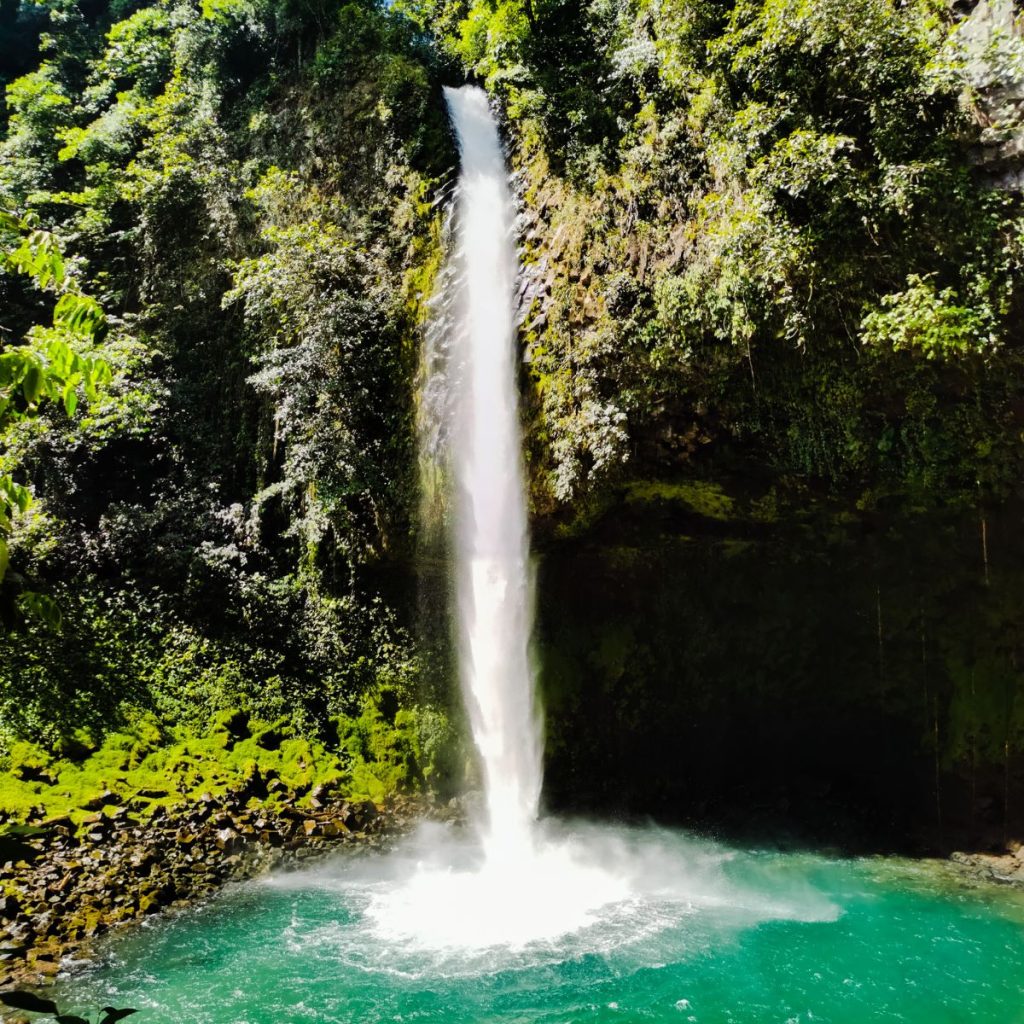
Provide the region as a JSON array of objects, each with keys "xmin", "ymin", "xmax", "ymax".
[{"xmin": 529, "ymin": 486, "xmax": 1024, "ymax": 857}]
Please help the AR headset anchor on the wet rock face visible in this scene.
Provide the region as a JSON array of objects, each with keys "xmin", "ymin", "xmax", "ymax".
[{"xmin": 0, "ymin": 790, "xmax": 424, "ymax": 988}]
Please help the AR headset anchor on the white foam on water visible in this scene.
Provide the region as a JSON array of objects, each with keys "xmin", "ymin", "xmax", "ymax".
[
  {"xmin": 362, "ymin": 843, "xmax": 629, "ymax": 950},
  {"xmin": 269, "ymin": 822, "xmax": 839, "ymax": 970}
]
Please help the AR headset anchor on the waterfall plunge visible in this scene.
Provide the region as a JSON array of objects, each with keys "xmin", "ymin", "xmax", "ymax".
[
  {"xmin": 363, "ymin": 87, "xmax": 629, "ymax": 951},
  {"xmin": 443, "ymin": 85, "xmax": 542, "ymax": 864}
]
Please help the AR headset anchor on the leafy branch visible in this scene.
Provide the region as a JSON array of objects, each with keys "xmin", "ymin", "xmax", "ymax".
[{"xmin": 0, "ymin": 208, "xmax": 111, "ymax": 609}]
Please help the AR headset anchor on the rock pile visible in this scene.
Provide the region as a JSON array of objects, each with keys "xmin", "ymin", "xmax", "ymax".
[
  {"xmin": 0, "ymin": 780, "xmax": 416, "ymax": 988},
  {"xmin": 951, "ymin": 843, "xmax": 1024, "ymax": 886}
]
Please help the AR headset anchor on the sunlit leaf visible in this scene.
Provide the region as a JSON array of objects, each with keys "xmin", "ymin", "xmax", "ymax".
[
  {"xmin": 0, "ymin": 208, "xmax": 23, "ymax": 233},
  {"xmin": 22, "ymin": 363, "xmax": 43, "ymax": 403},
  {"xmin": 54, "ymin": 291, "xmax": 105, "ymax": 337}
]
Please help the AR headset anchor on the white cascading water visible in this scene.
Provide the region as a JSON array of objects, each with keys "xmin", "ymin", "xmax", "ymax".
[
  {"xmin": 443, "ymin": 84, "xmax": 542, "ymax": 864},
  {"xmin": 359, "ymin": 87, "xmax": 628, "ymax": 949}
]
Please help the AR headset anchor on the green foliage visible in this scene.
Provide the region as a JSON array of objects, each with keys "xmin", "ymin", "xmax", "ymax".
[
  {"xmin": 0, "ymin": 207, "xmax": 111, "ymax": 595},
  {"xmin": 0, "ymin": 696, "xmax": 455, "ymax": 825},
  {"xmin": 418, "ymin": 0, "xmax": 1024, "ymax": 512},
  {"xmin": 4, "ymin": 0, "xmax": 1022, "ymax": 830},
  {"xmin": 228, "ymin": 191, "xmax": 414, "ymax": 568},
  {"xmin": 625, "ymin": 479, "xmax": 736, "ymax": 521},
  {"xmin": 861, "ymin": 275, "xmax": 996, "ymax": 360},
  {"xmin": 0, "ymin": 0, "xmax": 455, "ymax": 794}
]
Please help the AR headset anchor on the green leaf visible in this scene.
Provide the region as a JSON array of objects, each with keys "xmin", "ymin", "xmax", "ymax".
[
  {"xmin": 1, "ymin": 476, "xmax": 33, "ymax": 517},
  {"xmin": 63, "ymin": 382, "xmax": 78, "ymax": 417},
  {"xmin": 0, "ymin": 538, "xmax": 8, "ymax": 584},
  {"xmin": 0, "ymin": 351, "xmax": 24, "ymax": 387},
  {"xmin": 0, "ymin": 991, "xmax": 60, "ymax": 1014},
  {"xmin": 54, "ymin": 292, "xmax": 105, "ymax": 337},
  {"xmin": 29, "ymin": 230, "xmax": 65, "ymax": 290},
  {"xmin": 18, "ymin": 592, "xmax": 62, "ymax": 629},
  {"xmin": 47, "ymin": 338, "xmax": 73, "ymax": 376},
  {"xmin": 21, "ymin": 363, "xmax": 43, "ymax": 403},
  {"xmin": 0, "ymin": 208, "xmax": 23, "ymax": 233}
]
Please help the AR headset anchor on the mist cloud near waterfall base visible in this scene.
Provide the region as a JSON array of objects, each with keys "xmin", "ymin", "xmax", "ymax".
[{"xmin": 268, "ymin": 821, "xmax": 839, "ymax": 968}]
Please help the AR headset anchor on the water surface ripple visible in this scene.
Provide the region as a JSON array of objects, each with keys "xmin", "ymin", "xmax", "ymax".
[{"xmin": 57, "ymin": 822, "xmax": 1024, "ymax": 1024}]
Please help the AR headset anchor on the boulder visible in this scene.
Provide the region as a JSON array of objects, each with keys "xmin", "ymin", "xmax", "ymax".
[
  {"xmin": 80, "ymin": 791, "xmax": 116, "ymax": 812},
  {"xmin": 215, "ymin": 828, "xmax": 242, "ymax": 854}
]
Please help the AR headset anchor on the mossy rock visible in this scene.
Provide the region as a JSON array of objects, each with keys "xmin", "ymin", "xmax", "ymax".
[
  {"xmin": 8, "ymin": 742, "xmax": 55, "ymax": 783},
  {"xmin": 253, "ymin": 716, "xmax": 293, "ymax": 751},
  {"xmin": 624, "ymin": 479, "xmax": 737, "ymax": 521},
  {"xmin": 213, "ymin": 708, "xmax": 251, "ymax": 743},
  {"xmin": 54, "ymin": 729, "xmax": 98, "ymax": 763}
]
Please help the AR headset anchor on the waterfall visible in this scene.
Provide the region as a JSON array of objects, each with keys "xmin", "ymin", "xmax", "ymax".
[
  {"xmin": 440, "ymin": 85, "xmax": 542, "ymax": 863},
  {"xmin": 365, "ymin": 86, "xmax": 627, "ymax": 952}
]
